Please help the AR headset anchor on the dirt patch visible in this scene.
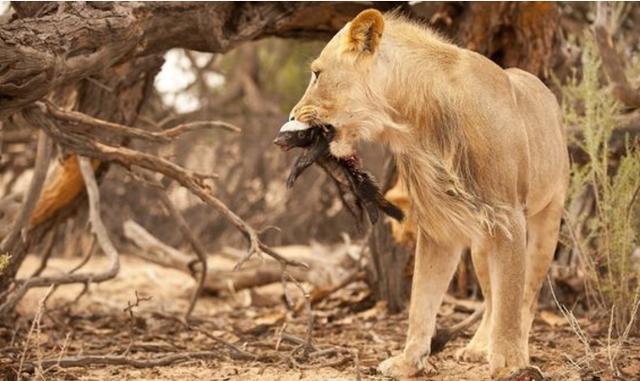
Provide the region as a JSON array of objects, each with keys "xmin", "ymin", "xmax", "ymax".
[{"xmin": 2, "ymin": 254, "xmax": 638, "ymax": 381}]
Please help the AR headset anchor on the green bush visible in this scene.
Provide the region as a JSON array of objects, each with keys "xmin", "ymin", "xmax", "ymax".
[{"xmin": 561, "ymin": 35, "xmax": 640, "ymax": 336}]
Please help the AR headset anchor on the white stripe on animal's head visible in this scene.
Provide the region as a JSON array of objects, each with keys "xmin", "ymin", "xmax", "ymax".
[{"xmin": 279, "ymin": 120, "xmax": 311, "ymax": 132}]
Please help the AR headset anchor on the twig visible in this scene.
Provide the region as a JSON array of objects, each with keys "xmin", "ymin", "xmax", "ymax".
[
  {"xmin": 135, "ymin": 170, "xmax": 210, "ymax": 320},
  {"xmin": 152, "ymin": 312, "xmax": 264, "ymax": 361},
  {"xmin": 17, "ymin": 286, "xmax": 54, "ymax": 379},
  {"xmin": 0, "ymin": 157, "xmax": 120, "ymax": 314},
  {"xmin": 17, "ymin": 351, "xmax": 222, "ymax": 372},
  {"xmin": 68, "ymin": 236, "xmax": 97, "ymax": 274},
  {"xmin": 42, "ymin": 235, "xmax": 97, "ymax": 307},
  {"xmin": 124, "ymin": 290, "xmax": 152, "ymax": 319},
  {"xmin": 189, "ymin": 326, "xmax": 258, "ymax": 361},
  {"xmin": 157, "ymin": 191, "xmax": 208, "ymax": 320},
  {"xmin": 282, "ymin": 270, "xmax": 314, "ymax": 357},
  {"xmin": 29, "ymin": 224, "xmax": 59, "ymax": 277},
  {"xmin": 123, "ymin": 290, "xmax": 152, "ymax": 356},
  {"xmin": 161, "ymin": 120, "xmax": 241, "ymax": 137}
]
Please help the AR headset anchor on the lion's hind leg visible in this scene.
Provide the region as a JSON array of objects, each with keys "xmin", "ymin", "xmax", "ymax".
[{"xmin": 521, "ymin": 190, "xmax": 565, "ymax": 357}]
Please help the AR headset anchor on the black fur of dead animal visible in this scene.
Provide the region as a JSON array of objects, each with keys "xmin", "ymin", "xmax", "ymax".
[{"xmin": 273, "ymin": 122, "xmax": 404, "ymax": 225}]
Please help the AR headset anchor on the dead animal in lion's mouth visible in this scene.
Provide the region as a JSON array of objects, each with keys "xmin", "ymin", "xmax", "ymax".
[{"xmin": 273, "ymin": 122, "xmax": 404, "ymax": 225}]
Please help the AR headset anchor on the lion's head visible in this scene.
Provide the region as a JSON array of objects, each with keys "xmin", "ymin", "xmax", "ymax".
[{"xmin": 284, "ymin": 9, "xmax": 391, "ymax": 158}]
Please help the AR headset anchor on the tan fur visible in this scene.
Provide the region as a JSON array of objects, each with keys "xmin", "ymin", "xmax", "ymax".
[
  {"xmin": 288, "ymin": 10, "xmax": 569, "ymax": 379},
  {"xmin": 384, "ymin": 177, "xmax": 416, "ymax": 247},
  {"xmin": 343, "ymin": 9, "xmax": 385, "ymax": 54}
]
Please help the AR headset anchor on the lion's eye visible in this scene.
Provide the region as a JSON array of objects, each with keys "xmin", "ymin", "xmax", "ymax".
[{"xmin": 312, "ymin": 70, "xmax": 321, "ymax": 81}]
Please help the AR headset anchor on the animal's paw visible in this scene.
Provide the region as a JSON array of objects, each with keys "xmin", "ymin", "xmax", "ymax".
[
  {"xmin": 377, "ymin": 353, "xmax": 434, "ymax": 380},
  {"xmin": 455, "ymin": 343, "xmax": 488, "ymax": 363},
  {"xmin": 489, "ymin": 342, "xmax": 528, "ymax": 379},
  {"xmin": 495, "ymin": 366, "xmax": 544, "ymax": 381}
]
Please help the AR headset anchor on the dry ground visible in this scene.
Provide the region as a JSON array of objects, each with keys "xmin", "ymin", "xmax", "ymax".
[{"xmin": 1, "ymin": 254, "xmax": 639, "ymax": 381}]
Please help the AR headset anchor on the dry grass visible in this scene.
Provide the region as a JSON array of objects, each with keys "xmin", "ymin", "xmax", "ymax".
[{"xmin": 559, "ymin": 32, "xmax": 640, "ymax": 374}]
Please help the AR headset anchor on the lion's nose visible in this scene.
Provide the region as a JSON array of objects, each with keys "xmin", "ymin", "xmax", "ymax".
[{"xmin": 288, "ymin": 114, "xmax": 295, "ymax": 121}]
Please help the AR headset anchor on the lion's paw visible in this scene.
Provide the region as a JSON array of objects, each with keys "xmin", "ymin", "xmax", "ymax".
[
  {"xmin": 489, "ymin": 343, "xmax": 528, "ymax": 379},
  {"xmin": 495, "ymin": 366, "xmax": 544, "ymax": 381},
  {"xmin": 455, "ymin": 343, "xmax": 488, "ymax": 363},
  {"xmin": 378, "ymin": 353, "xmax": 434, "ymax": 380}
]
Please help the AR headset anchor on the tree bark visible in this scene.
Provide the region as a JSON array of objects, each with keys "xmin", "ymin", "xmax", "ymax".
[
  {"xmin": 368, "ymin": 220, "xmax": 413, "ymax": 313},
  {"xmin": 426, "ymin": 2, "xmax": 560, "ymax": 78},
  {"xmin": 0, "ymin": 1, "xmax": 403, "ymax": 117}
]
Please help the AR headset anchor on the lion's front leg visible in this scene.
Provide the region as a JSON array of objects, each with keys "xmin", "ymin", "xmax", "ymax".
[
  {"xmin": 378, "ymin": 234, "xmax": 463, "ymax": 379},
  {"xmin": 487, "ymin": 210, "xmax": 528, "ymax": 379}
]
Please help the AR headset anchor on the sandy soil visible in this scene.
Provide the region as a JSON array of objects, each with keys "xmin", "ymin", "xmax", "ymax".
[{"xmin": 1, "ymin": 254, "xmax": 639, "ymax": 381}]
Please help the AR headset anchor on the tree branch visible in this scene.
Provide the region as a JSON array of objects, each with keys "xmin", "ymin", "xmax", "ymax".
[
  {"xmin": 0, "ymin": 157, "xmax": 119, "ymax": 315},
  {"xmin": 0, "ymin": 2, "xmax": 403, "ymax": 117},
  {"xmin": 17, "ymin": 351, "xmax": 222, "ymax": 373},
  {"xmin": 44, "ymin": 100, "xmax": 241, "ymax": 144},
  {"xmin": 0, "ymin": 130, "xmax": 51, "ymax": 252},
  {"xmin": 594, "ymin": 2, "xmax": 640, "ymax": 109},
  {"xmin": 28, "ymin": 106, "xmax": 308, "ymax": 272}
]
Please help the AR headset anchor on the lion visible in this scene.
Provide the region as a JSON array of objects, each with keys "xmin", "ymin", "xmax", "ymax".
[{"xmin": 282, "ymin": 9, "xmax": 569, "ymax": 380}]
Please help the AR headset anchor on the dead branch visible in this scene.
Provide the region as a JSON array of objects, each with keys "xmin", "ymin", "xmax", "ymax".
[
  {"xmin": 17, "ymin": 351, "xmax": 223, "ymax": 373},
  {"xmin": 188, "ymin": 326, "xmax": 259, "ymax": 361},
  {"xmin": 0, "ymin": 130, "xmax": 51, "ymax": 252},
  {"xmin": 283, "ymin": 271, "xmax": 314, "ymax": 357},
  {"xmin": 0, "ymin": 131, "xmax": 52, "ymax": 304},
  {"xmin": 29, "ymin": 224, "xmax": 58, "ymax": 277},
  {"xmin": 0, "ymin": 157, "xmax": 119, "ymax": 315},
  {"xmin": 124, "ymin": 219, "xmax": 192, "ymax": 271},
  {"xmin": 123, "ymin": 220, "xmax": 343, "ymax": 294},
  {"xmin": 44, "ymin": 100, "xmax": 241, "ymax": 144},
  {"xmin": 134, "ymin": 171, "xmax": 211, "ymax": 320},
  {"xmin": 158, "ymin": 194, "xmax": 207, "ymax": 320},
  {"xmin": 594, "ymin": 2, "xmax": 640, "ymax": 109},
  {"xmin": 297, "ymin": 270, "xmax": 367, "ymax": 312},
  {"xmin": 161, "ymin": 121, "xmax": 241, "ymax": 137},
  {"xmin": 27, "ymin": 105, "xmax": 222, "ymax": 185}
]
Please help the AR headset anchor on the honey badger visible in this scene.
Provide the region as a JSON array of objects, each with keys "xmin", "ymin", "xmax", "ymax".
[{"xmin": 274, "ymin": 120, "xmax": 404, "ymax": 225}]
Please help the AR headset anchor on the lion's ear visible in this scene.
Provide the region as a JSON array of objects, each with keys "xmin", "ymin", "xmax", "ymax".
[{"xmin": 343, "ymin": 9, "xmax": 384, "ymax": 55}]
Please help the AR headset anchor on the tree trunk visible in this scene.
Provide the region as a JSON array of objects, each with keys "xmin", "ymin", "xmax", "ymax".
[{"xmin": 368, "ymin": 220, "xmax": 413, "ymax": 313}]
